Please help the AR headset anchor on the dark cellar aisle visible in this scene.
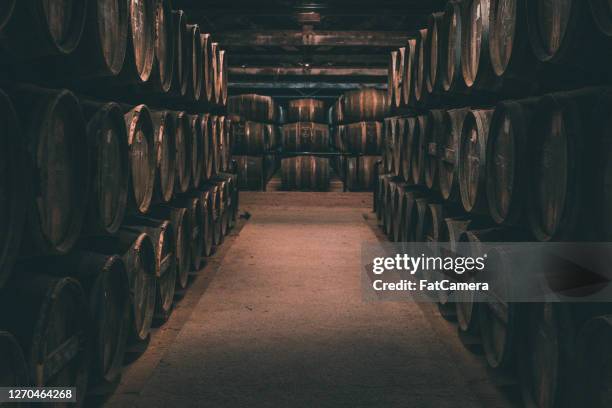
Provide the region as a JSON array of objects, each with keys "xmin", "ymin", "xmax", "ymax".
[{"xmin": 106, "ymin": 192, "xmax": 515, "ymax": 408}]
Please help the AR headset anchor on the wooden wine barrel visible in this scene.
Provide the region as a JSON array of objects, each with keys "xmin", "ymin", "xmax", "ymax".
[
  {"xmin": 383, "ymin": 180, "xmax": 398, "ymax": 237},
  {"xmin": 330, "ymin": 96, "xmax": 345, "ymax": 125},
  {"xmin": 215, "ymin": 173, "xmax": 238, "ymax": 231},
  {"xmin": 0, "ymin": 1, "xmax": 15, "ymax": 32},
  {"xmin": 411, "ymin": 115, "xmax": 429, "ymax": 185},
  {"xmin": 201, "ymin": 33, "xmax": 214, "ymax": 103},
  {"xmin": 83, "ymin": 101, "xmax": 129, "ymax": 235},
  {"xmin": 221, "ymin": 117, "xmax": 232, "ymax": 172},
  {"xmin": 197, "ymin": 189, "xmax": 214, "ymax": 257},
  {"xmin": 174, "ymin": 111, "xmax": 192, "ymax": 193},
  {"xmin": 236, "ymin": 121, "xmax": 269, "ymax": 158},
  {"xmin": 412, "ymin": 197, "xmax": 433, "ymax": 242},
  {"xmin": 527, "ymin": 88, "xmax": 609, "ymax": 241},
  {"xmin": 435, "ymin": 217, "xmax": 474, "ymax": 317},
  {"xmin": 0, "ymin": 90, "xmax": 25, "ymax": 286},
  {"xmin": 438, "ymin": 108, "xmax": 469, "ymax": 202},
  {"xmin": 64, "ymin": 0, "xmax": 128, "ymax": 79},
  {"xmin": 189, "ymin": 114, "xmax": 204, "ymax": 188},
  {"xmin": 123, "ymin": 219, "xmax": 177, "ymax": 324},
  {"xmin": 489, "ymin": 0, "xmax": 534, "ymax": 86},
  {"xmin": 440, "ymin": 1, "xmax": 467, "ymax": 94},
  {"xmin": 383, "ymin": 117, "xmax": 397, "ymax": 174},
  {"xmin": 401, "ymin": 117, "xmax": 417, "ymax": 182},
  {"xmin": 201, "ymin": 183, "xmax": 223, "ymax": 246},
  {"xmin": 526, "ymin": 0, "xmax": 602, "ymax": 67},
  {"xmin": 401, "ymin": 186, "xmax": 429, "ymax": 242},
  {"xmin": 151, "ymin": 0, "xmax": 175, "ymax": 93},
  {"xmin": 187, "ymin": 24, "xmax": 203, "ymax": 101},
  {"xmin": 424, "ymin": 109, "xmax": 446, "ymax": 190},
  {"xmin": 219, "ymin": 49, "xmax": 229, "ymax": 107},
  {"xmin": 10, "ymin": 86, "xmax": 88, "ymax": 255},
  {"xmin": 458, "ymin": 108, "xmax": 494, "ymax": 214},
  {"xmin": 124, "ymin": 105, "xmax": 156, "ymax": 214},
  {"xmin": 148, "ymin": 206, "xmax": 192, "ymax": 290},
  {"xmin": 216, "ymin": 116, "xmax": 227, "ymax": 174},
  {"xmin": 46, "ymin": 252, "xmax": 131, "ymax": 385},
  {"xmin": 0, "ymin": 274, "xmax": 89, "ymax": 405},
  {"xmin": 462, "ymin": 0, "xmax": 498, "ymax": 92},
  {"xmin": 227, "ymin": 94, "xmax": 277, "ymax": 123},
  {"xmin": 390, "ymin": 183, "xmax": 407, "ymax": 241},
  {"xmin": 118, "ymin": 0, "xmax": 156, "ymax": 84},
  {"xmin": 118, "ymin": 230, "xmax": 156, "ymax": 342},
  {"xmin": 282, "ymin": 122, "xmax": 330, "ymax": 152},
  {"xmin": 400, "ymin": 189, "xmax": 428, "ymax": 242},
  {"xmin": 589, "ymin": 0, "xmax": 612, "ymax": 37},
  {"xmin": 211, "ymin": 42, "xmax": 221, "ymax": 105},
  {"xmin": 426, "ymin": 12, "xmax": 445, "ymax": 96},
  {"xmin": 266, "ymin": 124, "xmax": 278, "ymax": 150},
  {"xmin": 150, "ymin": 110, "xmax": 176, "ymax": 203},
  {"xmin": 171, "ymin": 10, "xmax": 189, "ymax": 98},
  {"xmin": 478, "ymin": 246, "xmax": 529, "ymax": 371},
  {"xmin": 235, "ymin": 155, "xmax": 268, "ymax": 191},
  {"xmin": 201, "ymin": 114, "xmax": 214, "ymax": 181},
  {"xmin": 343, "ymin": 88, "xmax": 389, "ymax": 123},
  {"xmin": 205, "ymin": 179, "xmax": 229, "ymax": 242},
  {"xmin": 376, "ymin": 175, "xmax": 389, "ymax": 224},
  {"xmin": 287, "ymin": 99, "xmax": 326, "ymax": 123},
  {"xmin": 391, "ymin": 118, "xmax": 404, "ymax": 178},
  {"xmin": 486, "ymin": 98, "xmax": 539, "ymax": 226},
  {"xmin": 388, "ymin": 50, "xmax": 399, "ymax": 108},
  {"xmin": 402, "ymin": 38, "xmax": 417, "ymax": 107},
  {"xmin": 172, "ymin": 197, "xmax": 205, "ymax": 271},
  {"xmin": 1, "ymin": 0, "xmax": 87, "ymax": 59},
  {"xmin": 394, "ymin": 47, "xmax": 405, "ymax": 108},
  {"xmin": 332, "ymin": 125, "xmax": 346, "ymax": 151},
  {"xmin": 413, "ymin": 28, "xmax": 429, "ymax": 105},
  {"xmin": 422, "ymin": 203, "xmax": 446, "ymax": 243},
  {"xmin": 281, "ymin": 156, "xmax": 330, "ymax": 191},
  {"xmin": 344, "ymin": 122, "xmax": 383, "ymax": 154},
  {"xmin": 455, "ymin": 228, "xmax": 509, "ymax": 336},
  {"xmin": 209, "ymin": 115, "xmax": 219, "ymax": 177},
  {"xmin": 0, "ymin": 331, "xmax": 28, "ymax": 389},
  {"xmin": 345, "ymin": 156, "xmax": 381, "ymax": 191}
]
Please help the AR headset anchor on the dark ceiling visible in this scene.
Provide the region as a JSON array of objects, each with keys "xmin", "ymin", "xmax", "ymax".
[{"xmin": 173, "ymin": 0, "xmax": 446, "ymax": 98}]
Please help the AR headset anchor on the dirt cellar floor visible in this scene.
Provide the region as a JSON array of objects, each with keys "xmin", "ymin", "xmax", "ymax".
[{"xmin": 104, "ymin": 192, "xmax": 519, "ymax": 408}]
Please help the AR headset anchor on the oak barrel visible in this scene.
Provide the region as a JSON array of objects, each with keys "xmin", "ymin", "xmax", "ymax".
[
  {"xmin": 174, "ymin": 111, "xmax": 192, "ymax": 193},
  {"xmin": 124, "ymin": 104, "xmax": 156, "ymax": 214},
  {"xmin": 282, "ymin": 122, "xmax": 330, "ymax": 152},
  {"xmin": 287, "ymin": 99, "xmax": 326, "ymax": 123},
  {"xmin": 458, "ymin": 108, "xmax": 494, "ymax": 214},
  {"xmin": 438, "ymin": 108, "xmax": 469, "ymax": 202},
  {"xmin": 83, "ymin": 101, "xmax": 129, "ymax": 235},
  {"xmin": 344, "ymin": 122, "xmax": 383, "ymax": 154},
  {"xmin": 150, "ymin": 110, "xmax": 176, "ymax": 203}
]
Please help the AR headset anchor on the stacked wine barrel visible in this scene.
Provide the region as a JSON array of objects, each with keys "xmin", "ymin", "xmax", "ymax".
[
  {"xmin": 281, "ymin": 99, "xmax": 331, "ymax": 191},
  {"xmin": 0, "ymin": 1, "xmax": 237, "ymax": 400},
  {"xmin": 228, "ymin": 94, "xmax": 282, "ymax": 191},
  {"xmin": 330, "ymin": 88, "xmax": 389, "ymax": 191},
  {"xmin": 378, "ymin": 1, "xmax": 612, "ymax": 407}
]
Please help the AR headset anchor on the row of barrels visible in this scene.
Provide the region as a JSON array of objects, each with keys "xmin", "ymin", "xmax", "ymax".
[
  {"xmin": 0, "ymin": 84, "xmax": 233, "ymax": 287},
  {"xmin": 228, "ymin": 94, "xmax": 283, "ymax": 124},
  {"xmin": 0, "ymin": 0, "xmax": 228, "ymax": 106},
  {"xmin": 329, "ymin": 88, "xmax": 389, "ymax": 125},
  {"xmin": 0, "ymin": 172, "xmax": 239, "ymax": 404},
  {"xmin": 382, "ymin": 86, "xmax": 612, "ymax": 241},
  {"xmin": 374, "ymin": 175, "xmax": 612, "ymax": 408},
  {"xmin": 388, "ymin": 0, "xmax": 612, "ymax": 111},
  {"xmin": 235, "ymin": 155, "xmax": 278, "ymax": 191}
]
